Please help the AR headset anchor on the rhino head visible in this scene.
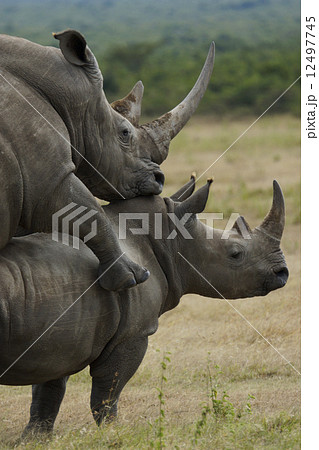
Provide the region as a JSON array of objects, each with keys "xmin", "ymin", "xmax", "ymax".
[
  {"xmin": 53, "ymin": 30, "xmax": 215, "ymax": 200},
  {"xmin": 167, "ymin": 178, "xmax": 289, "ymax": 299}
]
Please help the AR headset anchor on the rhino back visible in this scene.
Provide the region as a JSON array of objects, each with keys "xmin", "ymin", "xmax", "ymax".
[
  {"xmin": 0, "ymin": 34, "xmax": 83, "ymax": 100},
  {"xmin": 0, "ymin": 34, "xmax": 92, "ymax": 205},
  {"xmin": 0, "ymin": 69, "xmax": 74, "ymax": 210},
  {"xmin": 0, "ymin": 234, "xmax": 121, "ymax": 385}
]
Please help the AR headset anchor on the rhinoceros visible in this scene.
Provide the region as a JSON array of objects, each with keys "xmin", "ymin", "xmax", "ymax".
[
  {"xmin": 0, "ymin": 29, "xmax": 214, "ymax": 290},
  {"xmin": 0, "ymin": 178, "xmax": 288, "ymax": 434}
]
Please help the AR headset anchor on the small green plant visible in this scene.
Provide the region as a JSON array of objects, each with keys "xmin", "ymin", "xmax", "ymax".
[
  {"xmin": 209, "ymin": 365, "xmax": 235, "ymax": 420},
  {"xmin": 245, "ymin": 393, "xmax": 256, "ymax": 416},
  {"xmin": 193, "ymin": 403, "xmax": 211, "ymax": 445},
  {"xmin": 193, "ymin": 363, "xmax": 256, "ymax": 445},
  {"xmin": 149, "ymin": 350, "xmax": 171, "ymax": 449}
]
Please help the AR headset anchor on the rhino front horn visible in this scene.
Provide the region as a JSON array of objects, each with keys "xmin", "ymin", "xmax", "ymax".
[
  {"xmin": 141, "ymin": 42, "xmax": 215, "ymax": 163},
  {"xmin": 257, "ymin": 180, "xmax": 285, "ymax": 241}
]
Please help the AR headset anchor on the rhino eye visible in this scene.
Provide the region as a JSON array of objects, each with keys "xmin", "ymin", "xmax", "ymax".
[
  {"xmin": 230, "ymin": 250, "xmax": 243, "ymax": 261},
  {"xmin": 119, "ymin": 128, "xmax": 130, "ymax": 144},
  {"xmin": 228, "ymin": 243, "xmax": 245, "ymax": 262},
  {"xmin": 120, "ymin": 128, "xmax": 131, "ymax": 144}
]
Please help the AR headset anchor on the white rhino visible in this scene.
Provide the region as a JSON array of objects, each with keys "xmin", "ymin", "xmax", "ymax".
[
  {"xmin": 0, "ymin": 29, "xmax": 214, "ymax": 290},
  {"xmin": 0, "ymin": 178, "xmax": 288, "ymax": 433}
]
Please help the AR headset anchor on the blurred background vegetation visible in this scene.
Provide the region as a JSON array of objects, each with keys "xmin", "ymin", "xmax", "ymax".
[{"xmin": 0, "ymin": 0, "xmax": 300, "ymax": 117}]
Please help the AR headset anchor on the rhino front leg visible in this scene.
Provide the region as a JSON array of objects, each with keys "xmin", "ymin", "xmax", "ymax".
[
  {"xmin": 90, "ymin": 337, "xmax": 148, "ymax": 425},
  {"xmin": 30, "ymin": 173, "xmax": 149, "ymax": 291},
  {"xmin": 22, "ymin": 377, "xmax": 68, "ymax": 436}
]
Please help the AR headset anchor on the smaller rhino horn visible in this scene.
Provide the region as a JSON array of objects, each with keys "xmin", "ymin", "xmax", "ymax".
[
  {"xmin": 111, "ymin": 81, "xmax": 144, "ymax": 126},
  {"xmin": 170, "ymin": 173, "xmax": 196, "ymax": 202},
  {"xmin": 175, "ymin": 178, "xmax": 213, "ymax": 219}
]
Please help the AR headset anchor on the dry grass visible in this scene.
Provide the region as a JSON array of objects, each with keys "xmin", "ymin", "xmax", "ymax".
[{"xmin": 0, "ymin": 114, "xmax": 300, "ymax": 448}]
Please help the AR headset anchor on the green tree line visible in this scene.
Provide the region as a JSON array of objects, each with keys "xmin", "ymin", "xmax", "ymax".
[
  {"xmin": 100, "ymin": 37, "xmax": 300, "ymax": 117},
  {"xmin": 0, "ymin": 0, "xmax": 301, "ymax": 116}
]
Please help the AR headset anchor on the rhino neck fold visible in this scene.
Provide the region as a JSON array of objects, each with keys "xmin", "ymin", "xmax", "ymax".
[
  {"xmin": 149, "ymin": 202, "xmax": 185, "ymax": 314},
  {"xmin": 72, "ymin": 97, "xmax": 115, "ymax": 196},
  {"xmin": 151, "ymin": 240, "xmax": 184, "ymax": 315},
  {"xmin": 107, "ymin": 199, "xmax": 184, "ymax": 316}
]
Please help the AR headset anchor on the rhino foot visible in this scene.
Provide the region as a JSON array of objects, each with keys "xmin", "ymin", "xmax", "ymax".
[
  {"xmin": 21, "ymin": 422, "xmax": 53, "ymax": 440},
  {"xmin": 98, "ymin": 256, "xmax": 150, "ymax": 291}
]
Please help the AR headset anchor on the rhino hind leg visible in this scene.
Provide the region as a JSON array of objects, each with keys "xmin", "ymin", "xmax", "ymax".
[
  {"xmin": 90, "ymin": 337, "xmax": 148, "ymax": 425},
  {"xmin": 31, "ymin": 173, "xmax": 149, "ymax": 291},
  {"xmin": 22, "ymin": 377, "xmax": 68, "ymax": 437}
]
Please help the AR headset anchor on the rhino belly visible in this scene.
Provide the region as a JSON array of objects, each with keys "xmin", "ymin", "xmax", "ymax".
[{"xmin": 0, "ymin": 285, "xmax": 120, "ymax": 385}]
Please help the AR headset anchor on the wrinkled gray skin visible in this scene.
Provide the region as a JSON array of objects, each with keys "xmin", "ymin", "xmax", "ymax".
[
  {"xmin": 0, "ymin": 29, "xmax": 214, "ymax": 290},
  {"xmin": 0, "ymin": 178, "xmax": 288, "ymax": 434}
]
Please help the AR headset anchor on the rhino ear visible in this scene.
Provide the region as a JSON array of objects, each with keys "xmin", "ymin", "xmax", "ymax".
[
  {"xmin": 53, "ymin": 29, "xmax": 92, "ymax": 66},
  {"xmin": 170, "ymin": 173, "xmax": 196, "ymax": 202},
  {"xmin": 111, "ymin": 81, "xmax": 144, "ymax": 126},
  {"xmin": 231, "ymin": 216, "xmax": 252, "ymax": 239},
  {"xmin": 175, "ymin": 178, "xmax": 213, "ymax": 219}
]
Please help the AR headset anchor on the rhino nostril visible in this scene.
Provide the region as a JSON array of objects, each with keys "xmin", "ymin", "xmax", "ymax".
[
  {"xmin": 154, "ymin": 171, "xmax": 165, "ymax": 190},
  {"xmin": 274, "ymin": 267, "xmax": 289, "ymax": 283}
]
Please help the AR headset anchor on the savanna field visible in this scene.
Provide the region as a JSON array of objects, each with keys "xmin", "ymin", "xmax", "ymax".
[{"xmin": 0, "ymin": 114, "xmax": 300, "ymax": 448}]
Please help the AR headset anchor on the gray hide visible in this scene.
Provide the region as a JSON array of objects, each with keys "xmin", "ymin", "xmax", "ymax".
[
  {"xmin": 0, "ymin": 29, "xmax": 214, "ymax": 290},
  {"xmin": 0, "ymin": 179, "xmax": 288, "ymax": 432}
]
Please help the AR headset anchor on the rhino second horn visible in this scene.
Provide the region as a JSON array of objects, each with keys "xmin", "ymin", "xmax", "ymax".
[
  {"xmin": 170, "ymin": 173, "xmax": 196, "ymax": 202},
  {"xmin": 257, "ymin": 180, "xmax": 285, "ymax": 241},
  {"xmin": 141, "ymin": 42, "xmax": 215, "ymax": 163},
  {"xmin": 111, "ymin": 81, "xmax": 144, "ymax": 126},
  {"xmin": 175, "ymin": 178, "xmax": 213, "ymax": 218}
]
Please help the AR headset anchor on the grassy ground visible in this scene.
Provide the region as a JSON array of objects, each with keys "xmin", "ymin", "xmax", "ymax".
[{"xmin": 0, "ymin": 114, "xmax": 300, "ymax": 448}]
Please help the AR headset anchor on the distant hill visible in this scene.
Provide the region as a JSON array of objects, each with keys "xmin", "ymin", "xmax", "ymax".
[{"xmin": 0, "ymin": 0, "xmax": 300, "ymax": 116}]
